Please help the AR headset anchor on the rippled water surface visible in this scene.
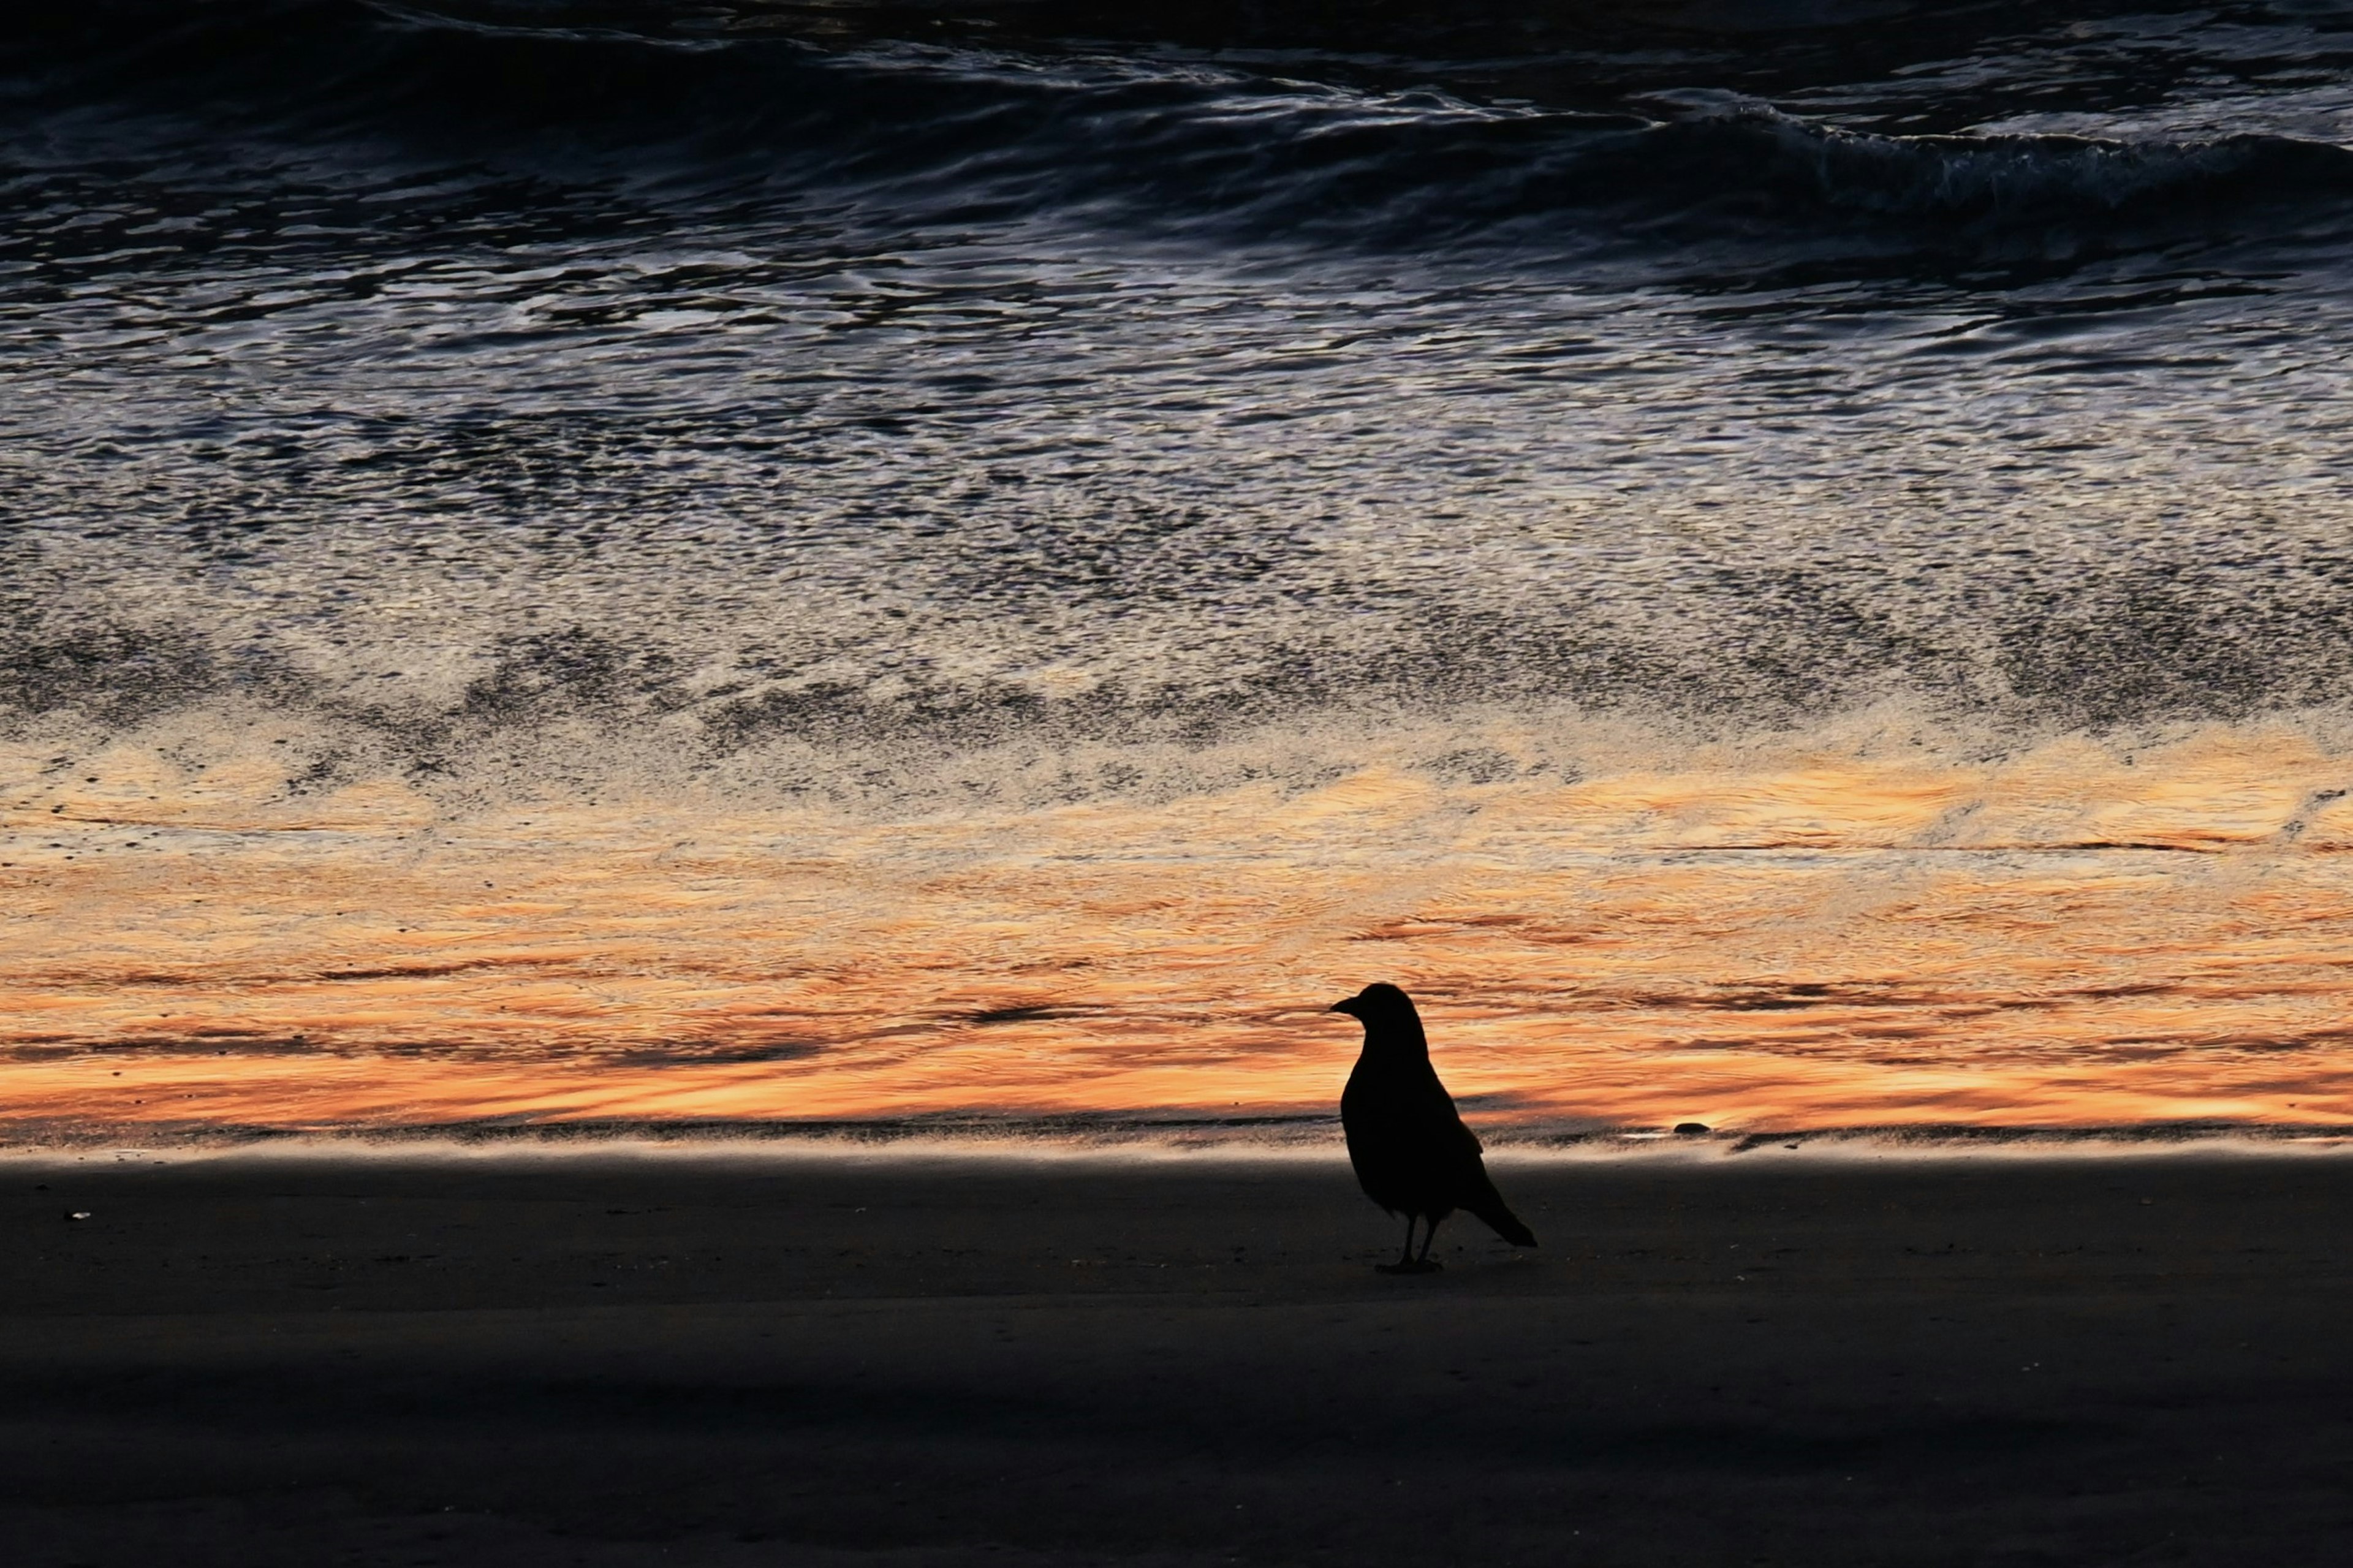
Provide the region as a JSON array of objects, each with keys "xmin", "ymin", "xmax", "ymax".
[{"xmin": 10, "ymin": 0, "xmax": 2353, "ymax": 1135}]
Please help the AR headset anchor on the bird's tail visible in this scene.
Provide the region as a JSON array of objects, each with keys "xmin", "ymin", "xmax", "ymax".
[{"xmin": 1468, "ymin": 1192, "xmax": 1537, "ymax": 1249}]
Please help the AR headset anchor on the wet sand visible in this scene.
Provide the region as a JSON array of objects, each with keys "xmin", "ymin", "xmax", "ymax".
[{"xmin": 6, "ymin": 1145, "xmax": 2353, "ymax": 1566}]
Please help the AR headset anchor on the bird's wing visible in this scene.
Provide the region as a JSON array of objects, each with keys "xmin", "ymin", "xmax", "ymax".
[{"xmin": 1411, "ymin": 1086, "xmax": 1488, "ymax": 1170}]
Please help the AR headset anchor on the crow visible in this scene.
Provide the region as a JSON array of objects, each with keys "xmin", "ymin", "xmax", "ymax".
[{"xmin": 1332, "ymin": 982, "xmax": 1537, "ymax": 1273}]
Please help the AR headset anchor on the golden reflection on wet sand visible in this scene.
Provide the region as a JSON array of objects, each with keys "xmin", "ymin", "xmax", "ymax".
[{"xmin": 8, "ymin": 721, "xmax": 2353, "ymax": 1134}]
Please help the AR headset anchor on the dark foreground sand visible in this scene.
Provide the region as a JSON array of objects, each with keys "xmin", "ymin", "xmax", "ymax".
[{"xmin": 6, "ymin": 1145, "xmax": 2353, "ymax": 1566}]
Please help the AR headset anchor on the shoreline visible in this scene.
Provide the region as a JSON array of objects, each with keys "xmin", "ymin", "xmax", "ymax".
[{"xmin": 12, "ymin": 1114, "xmax": 2353, "ymax": 1162}]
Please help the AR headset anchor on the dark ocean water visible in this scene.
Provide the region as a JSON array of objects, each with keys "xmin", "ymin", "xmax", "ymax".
[
  {"xmin": 9, "ymin": 0, "xmax": 2353, "ymax": 746},
  {"xmin": 15, "ymin": 4, "xmax": 2353, "ymax": 1132}
]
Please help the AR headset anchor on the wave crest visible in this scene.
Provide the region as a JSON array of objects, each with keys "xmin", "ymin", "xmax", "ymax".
[{"xmin": 13, "ymin": 1, "xmax": 2353, "ymax": 264}]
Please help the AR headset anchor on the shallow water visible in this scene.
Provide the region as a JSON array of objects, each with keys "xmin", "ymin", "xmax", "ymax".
[
  {"xmin": 11, "ymin": 717, "xmax": 2353, "ymax": 1133},
  {"xmin": 9, "ymin": 1, "xmax": 2353, "ymax": 1134}
]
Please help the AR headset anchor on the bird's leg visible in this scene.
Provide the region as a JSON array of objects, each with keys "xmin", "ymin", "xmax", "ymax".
[
  {"xmin": 1417, "ymin": 1214, "xmax": 1445, "ymax": 1265},
  {"xmin": 1396, "ymin": 1213, "xmax": 1419, "ymax": 1270}
]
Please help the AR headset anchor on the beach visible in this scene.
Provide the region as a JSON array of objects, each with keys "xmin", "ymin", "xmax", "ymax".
[
  {"xmin": 7, "ymin": 1144, "xmax": 2352, "ymax": 1565},
  {"xmin": 17, "ymin": 5, "xmax": 2353, "ymax": 1561}
]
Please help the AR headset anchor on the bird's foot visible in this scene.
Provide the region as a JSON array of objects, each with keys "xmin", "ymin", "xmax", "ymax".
[{"xmin": 1374, "ymin": 1260, "xmax": 1444, "ymax": 1275}]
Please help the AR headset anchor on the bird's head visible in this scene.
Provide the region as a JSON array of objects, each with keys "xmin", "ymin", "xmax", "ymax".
[{"xmin": 1328, "ymin": 982, "xmax": 1422, "ymax": 1032}]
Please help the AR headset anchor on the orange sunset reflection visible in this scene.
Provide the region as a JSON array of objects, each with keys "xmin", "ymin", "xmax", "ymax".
[{"xmin": 9, "ymin": 719, "xmax": 2353, "ymax": 1137}]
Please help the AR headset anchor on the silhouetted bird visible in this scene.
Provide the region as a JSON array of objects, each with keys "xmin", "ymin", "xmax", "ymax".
[{"xmin": 1332, "ymin": 982, "xmax": 1537, "ymax": 1273}]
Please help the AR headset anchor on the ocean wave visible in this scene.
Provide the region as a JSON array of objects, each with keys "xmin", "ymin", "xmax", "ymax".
[
  {"xmin": 13, "ymin": 0, "xmax": 2353, "ymax": 265},
  {"xmin": 1637, "ymin": 88, "xmax": 2353, "ymax": 224}
]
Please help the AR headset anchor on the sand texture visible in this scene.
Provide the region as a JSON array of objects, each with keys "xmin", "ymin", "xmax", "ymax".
[{"xmin": 4, "ymin": 1148, "xmax": 2351, "ymax": 1565}]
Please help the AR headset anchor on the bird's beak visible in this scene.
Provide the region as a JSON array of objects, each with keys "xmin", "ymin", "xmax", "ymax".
[{"xmin": 1328, "ymin": 998, "xmax": 1360, "ymax": 1016}]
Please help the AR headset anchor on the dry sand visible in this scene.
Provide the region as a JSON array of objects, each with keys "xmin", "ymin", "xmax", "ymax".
[{"xmin": 4, "ymin": 1143, "xmax": 2351, "ymax": 1565}]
